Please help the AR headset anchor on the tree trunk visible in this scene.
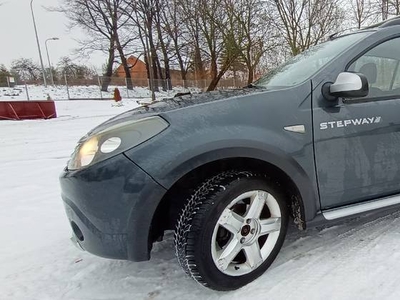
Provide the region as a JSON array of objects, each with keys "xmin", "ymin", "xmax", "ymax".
[
  {"xmin": 207, "ymin": 54, "xmax": 218, "ymax": 91},
  {"xmin": 155, "ymin": 56, "xmax": 167, "ymax": 91},
  {"xmin": 116, "ymin": 45, "xmax": 133, "ymax": 90},
  {"xmin": 207, "ymin": 70, "xmax": 225, "ymax": 91},
  {"xmin": 155, "ymin": 15, "xmax": 173, "ymax": 90},
  {"xmin": 143, "ymin": 52, "xmax": 154, "ymax": 91},
  {"xmin": 163, "ymin": 59, "xmax": 172, "ymax": 91},
  {"xmin": 173, "ymin": 38, "xmax": 187, "ymax": 87},
  {"xmin": 159, "ymin": 52, "xmax": 171, "ymax": 91},
  {"xmin": 207, "ymin": 62, "xmax": 231, "ymax": 92},
  {"xmin": 148, "ymin": 29, "xmax": 159, "ymax": 92},
  {"xmin": 101, "ymin": 38, "xmax": 115, "ymax": 92},
  {"xmin": 247, "ymin": 65, "xmax": 254, "ymax": 85},
  {"xmin": 194, "ymin": 43, "xmax": 205, "ymax": 79}
]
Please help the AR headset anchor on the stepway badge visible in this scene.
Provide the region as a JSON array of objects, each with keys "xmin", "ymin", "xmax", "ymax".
[{"xmin": 320, "ymin": 117, "xmax": 382, "ymax": 130}]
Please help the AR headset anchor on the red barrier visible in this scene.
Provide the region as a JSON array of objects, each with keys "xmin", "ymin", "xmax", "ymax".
[{"xmin": 0, "ymin": 101, "xmax": 57, "ymax": 120}]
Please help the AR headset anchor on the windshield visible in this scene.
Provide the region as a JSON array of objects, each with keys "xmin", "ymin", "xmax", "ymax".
[{"xmin": 254, "ymin": 32, "xmax": 371, "ymax": 89}]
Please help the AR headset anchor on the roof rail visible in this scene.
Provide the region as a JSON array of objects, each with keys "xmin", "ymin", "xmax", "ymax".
[
  {"xmin": 380, "ymin": 16, "xmax": 400, "ymax": 28},
  {"xmin": 363, "ymin": 16, "xmax": 400, "ymax": 29}
]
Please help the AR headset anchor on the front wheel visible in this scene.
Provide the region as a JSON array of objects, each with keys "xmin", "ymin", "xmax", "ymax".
[{"xmin": 175, "ymin": 171, "xmax": 288, "ymax": 290}]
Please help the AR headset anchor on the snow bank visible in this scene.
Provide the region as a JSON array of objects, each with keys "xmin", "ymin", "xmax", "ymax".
[{"xmin": 0, "ymin": 85, "xmax": 199, "ymax": 101}]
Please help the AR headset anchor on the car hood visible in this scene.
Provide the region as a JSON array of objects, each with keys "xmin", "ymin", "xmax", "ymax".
[{"xmin": 87, "ymin": 88, "xmax": 266, "ymax": 136}]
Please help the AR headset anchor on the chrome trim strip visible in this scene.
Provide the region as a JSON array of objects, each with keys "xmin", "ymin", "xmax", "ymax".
[
  {"xmin": 284, "ymin": 125, "xmax": 306, "ymax": 134},
  {"xmin": 322, "ymin": 195, "xmax": 400, "ymax": 220}
]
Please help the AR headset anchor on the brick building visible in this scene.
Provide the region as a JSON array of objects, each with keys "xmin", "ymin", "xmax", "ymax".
[{"xmin": 115, "ymin": 56, "xmax": 189, "ymax": 83}]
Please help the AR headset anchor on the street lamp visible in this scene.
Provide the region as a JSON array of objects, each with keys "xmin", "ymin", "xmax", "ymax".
[
  {"xmin": 45, "ymin": 37, "xmax": 59, "ymax": 86},
  {"xmin": 30, "ymin": 0, "xmax": 47, "ymax": 87}
]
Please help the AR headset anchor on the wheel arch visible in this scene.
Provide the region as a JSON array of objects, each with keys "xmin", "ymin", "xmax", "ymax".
[{"xmin": 149, "ymin": 147, "xmax": 318, "ymax": 245}]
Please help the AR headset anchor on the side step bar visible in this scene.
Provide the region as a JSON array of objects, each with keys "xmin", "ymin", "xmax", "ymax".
[{"xmin": 322, "ymin": 195, "xmax": 400, "ymax": 220}]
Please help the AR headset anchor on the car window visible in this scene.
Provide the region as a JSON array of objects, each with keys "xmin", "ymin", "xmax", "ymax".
[
  {"xmin": 348, "ymin": 37, "xmax": 400, "ymax": 98},
  {"xmin": 253, "ymin": 32, "xmax": 371, "ymax": 90},
  {"xmin": 393, "ymin": 69, "xmax": 400, "ymax": 90}
]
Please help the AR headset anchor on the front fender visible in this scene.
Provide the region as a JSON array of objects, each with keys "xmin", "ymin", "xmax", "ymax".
[
  {"xmin": 171, "ymin": 146, "xmax": 317, "ymax": 222},
  {"xmin": 125, "ymin": 128, "xmax": 318, "ymax": 222}
]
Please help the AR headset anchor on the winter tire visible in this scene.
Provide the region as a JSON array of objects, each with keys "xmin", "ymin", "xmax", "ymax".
[{"xmin": 175, "ymin": 170, "xmax": 289, "ymax": 290}]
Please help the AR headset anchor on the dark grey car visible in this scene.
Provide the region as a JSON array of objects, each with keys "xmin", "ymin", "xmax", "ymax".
[{"xmin": 60, "ymin": 17, "xmax": 400, "ymax": 290}]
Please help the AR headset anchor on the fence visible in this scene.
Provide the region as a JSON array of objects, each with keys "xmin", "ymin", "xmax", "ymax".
[{"xmin": 0, "ymin": 76, "xmax": 248, "ymax": 101}]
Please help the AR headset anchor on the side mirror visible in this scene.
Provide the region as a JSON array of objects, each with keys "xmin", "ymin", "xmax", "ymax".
[{"xmin": 322, "ymin": 72, "xmax": 369, "ymax": 101}]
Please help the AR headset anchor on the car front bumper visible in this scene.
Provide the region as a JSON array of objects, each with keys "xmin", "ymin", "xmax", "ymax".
[{"xmin": 60, "ymin": 153, "xmax": 167, "ymax": 261}]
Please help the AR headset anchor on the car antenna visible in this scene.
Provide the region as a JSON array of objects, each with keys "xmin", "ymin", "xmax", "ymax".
[{"xmin": 329, "ymin": 32, "xmax": 340, "ymax": 40}]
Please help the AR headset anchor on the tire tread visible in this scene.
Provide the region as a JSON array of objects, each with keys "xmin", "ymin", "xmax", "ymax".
[{"xmin": 174, "ymin": 170, "xmax": 258, "ymax": 287}]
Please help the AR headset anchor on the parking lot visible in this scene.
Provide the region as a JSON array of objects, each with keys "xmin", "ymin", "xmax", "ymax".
[{"xmin": 2, "ymin": 100, "xmax": 400, "ymax": 300}]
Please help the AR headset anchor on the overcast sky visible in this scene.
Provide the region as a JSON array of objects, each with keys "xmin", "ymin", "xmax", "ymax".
[{"xmin": 0, "ymin": 0, "xmax": 105, "ymax": 71}]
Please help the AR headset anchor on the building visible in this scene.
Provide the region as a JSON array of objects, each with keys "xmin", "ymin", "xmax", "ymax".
[
  {"xmin": 115, "ymin": 55, "xmax": 188, "ymax": 83},
  {"xmin": 115, "ymin": 56, "xmax": 148, "ymax": 79}
]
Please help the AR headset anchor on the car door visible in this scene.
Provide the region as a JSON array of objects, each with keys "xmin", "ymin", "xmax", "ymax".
[{"xmin": 313, "ymin": 36, "xmax": 400, "ymax": 210}]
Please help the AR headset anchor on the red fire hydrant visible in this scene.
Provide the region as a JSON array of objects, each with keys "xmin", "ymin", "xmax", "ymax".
[{"xmin": 113, "ymin": 87, "xmax": 122, "ymax": 103}]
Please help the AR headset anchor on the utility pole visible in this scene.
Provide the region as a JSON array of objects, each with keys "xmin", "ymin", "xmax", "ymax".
[{"xmin": 30, "ymin": 0, "xmax": 47, "ymax": 87}]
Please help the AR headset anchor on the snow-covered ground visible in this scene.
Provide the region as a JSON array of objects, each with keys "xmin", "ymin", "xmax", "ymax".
[
  {"xmin": 0, "ymin": 84, "xmax": 195, "ymax": 101},
  {"xmin": 1, "ymin": 99, "xmax": 400, "ymax": 300}
]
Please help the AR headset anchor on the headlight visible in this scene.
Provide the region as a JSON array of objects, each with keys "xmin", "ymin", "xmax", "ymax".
[{"xmin": 67, "ymin": 116, "xmax": 169, "ymax": 170}]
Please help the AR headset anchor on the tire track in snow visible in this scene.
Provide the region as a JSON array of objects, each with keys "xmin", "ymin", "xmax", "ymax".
[{"xmin": 253, "ymin": 211, "xmax": 400, "ymax": 300}]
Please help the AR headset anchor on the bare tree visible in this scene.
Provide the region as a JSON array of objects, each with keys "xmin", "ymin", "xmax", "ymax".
[
  {"xmin": 231, "ymin": 0, "xmax": 280, "ymax": 84},
  {"xmin": 271, "ymin": 0, "xmax": 345, "ymax": 56},
  {"xmin": 178, "ymin": 0, "xmax": 246, "ymax": 91},
  {"xmin": 56, "ymin": 0, "xmax": 380, "ymax": 93},
  {"xmin": 0, "ymin": 64, "xmax": 11, "ymax": 86},
  {"xmin": 57, "ymin": 56, "xmax": 97, "ymax": 80},
  {"xmin": 388, "ymin": 0, "xmax": 400, "ymax": 16},
  {"xmin": 59, "ymin": 0, "xmax": 134, "ymax": 91},
  {"xmin": 177, "ymin": 0, "xmax": 207, "ymax": 81},
  {"xmin": 381, "ymin": 0, "xmax": 390, "ymax": 19},
  {"xmin": 123, "ymin": 0, "xmax": 163, "ymax": 93},
  {"xmin": 368, "ymin": 0, "xmax": 400, "ymax": 22},
  {"xmin": 10, "ymin": 58, "xmax": 41, "ymax": 82},
  {"xmin": 199, "ymin": 0, "xmax": 232, "ymax": 91},
  {"xmin": 352, "ymin": 0, "xmax": 378, "ymax": 28},
  {"xmin": 160, "ymin": 0, "xmax": 191, "ymax": 84}
]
